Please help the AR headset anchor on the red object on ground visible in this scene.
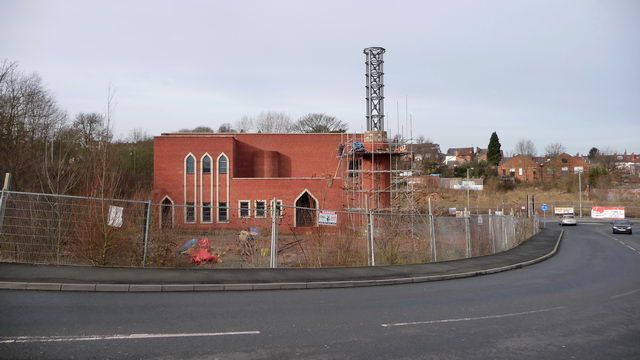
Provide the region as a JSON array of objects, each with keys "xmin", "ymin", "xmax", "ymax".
[{"xmin": 187, "ymin": 238, "xmax": 219, "ymax": 265}]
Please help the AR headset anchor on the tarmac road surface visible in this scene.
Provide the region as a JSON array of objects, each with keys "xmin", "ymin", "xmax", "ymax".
[{"xmin": 1, "ymin": 224, "xmax": 639, "ymax": 359}]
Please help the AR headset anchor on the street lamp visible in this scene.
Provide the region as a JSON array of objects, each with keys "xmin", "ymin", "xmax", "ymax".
[
  {"xmin": 577, "ymin": 169, "xmax": 583, "ymax": 217},
  {"xmin": 466, "ymin": 167, "xmax": 474, "ymax": 214}
]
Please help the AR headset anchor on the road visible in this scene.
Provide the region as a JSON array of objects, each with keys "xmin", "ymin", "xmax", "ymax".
[{"xmin": 1, "ymin": 223, "xmax": 639, "ymax": 359}]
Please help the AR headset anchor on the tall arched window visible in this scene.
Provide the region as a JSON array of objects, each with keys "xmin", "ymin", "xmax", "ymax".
[
  {"xmin": 185, "ymin": 155, "xmax": 195, "ymax": 174},
  {"xmin": 202, "ymin": 155, "xmax": 212, "ymax": 173},
  {"xmin": 218, "ymin": 155, "xmax": 228, "ymax": 174}
]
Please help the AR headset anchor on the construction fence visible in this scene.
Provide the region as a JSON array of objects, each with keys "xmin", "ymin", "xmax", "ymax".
[{"xmin": 0, "ymin": 190, "xmax": 538, "ymax": 269}]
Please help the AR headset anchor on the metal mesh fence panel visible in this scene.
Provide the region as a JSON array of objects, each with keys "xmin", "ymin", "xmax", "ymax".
[
  {"xmin": 433, "ymin": 217, "xmax": 467, "ymax": 261},
  {"xmin": 0, "ymin": 191, "xmax": 147, "ymax": 266},
  {"xmin": 0, "ymin": 190, "xmax": 540, "ymax": 268},
  {"xmin": 146, "ymin": 203, "xmax": 274, "ymax": 268},
  {"xmin": 469, "ymin": 214, "xmax": 493, "ymax": 257},
  {"xmin": 371, "ymin": 212, "xmax": 432, "ymax": 266},
  {"xmin": 274, "ymin": 206, "xmax": 368, "ymax": 268}
]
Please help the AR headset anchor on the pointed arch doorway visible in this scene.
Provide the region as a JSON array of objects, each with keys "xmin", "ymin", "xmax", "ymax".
[
  {"xmin": 294, "ymin": 190, "xmax": 318, "ymax": 227},
  {"xmin": 160, "ymin": 196, "xmax": 174, "ymax": 229}
]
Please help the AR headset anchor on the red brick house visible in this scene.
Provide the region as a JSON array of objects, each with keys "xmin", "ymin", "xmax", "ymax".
[
  {"xmin": 498, "ymin": 153, "xmax": 589, "ymax": 184},
  {"xmin": 152, "ymin": 132, "xmax": 392, "ymax": 229},
  {"xmin": 542, "ymin": 152, "xmax": 590, "ymax": 182},
  {"xmin": 498, "ymin": 155, "xmax": 541, "ymax": 182}
]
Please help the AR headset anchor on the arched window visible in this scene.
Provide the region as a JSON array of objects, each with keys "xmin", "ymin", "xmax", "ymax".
[
  {"xmin": 185, "ymin": 155, "xmax": 195, "ymax": 174},
  {"xmin": 202, "ymin": 155, "xmax": 212, "ymax": 173},
  {"xmin": 218, "ymin": 155, "xmax": 228, "ymax": 174}
]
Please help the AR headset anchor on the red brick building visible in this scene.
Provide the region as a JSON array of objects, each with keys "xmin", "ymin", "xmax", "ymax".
[
  {"xmin": 498, "ymin": 155, "xmax": 541, "ymax": 182},
  {"xmin": 498, "ymin": 153, "xmax": 589, "ymax": 183},
  {"xmin": 542, "ymin": 152, "xmax": 589, "ymax": 181},
  {"xmin": 152, "ymin": 132, "xmax": 392, "ymax": 229}
]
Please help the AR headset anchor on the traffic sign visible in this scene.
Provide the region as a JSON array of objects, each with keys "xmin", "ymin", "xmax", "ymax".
[{"xmin": 541, "ymin": 203, "xmax": 548, "ymax": 212}]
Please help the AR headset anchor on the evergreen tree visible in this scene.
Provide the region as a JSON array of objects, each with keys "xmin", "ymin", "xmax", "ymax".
[{"xmin": 487, "ymin": 132, "xmax": 502, "ymax": 165}]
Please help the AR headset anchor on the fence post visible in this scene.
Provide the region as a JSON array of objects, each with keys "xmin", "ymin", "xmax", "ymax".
[
  {"xmin": 0, "ymin": 173, "xmax": 11, "ymax": 234},
  {"xmin": 489, "ymin": 209, "xmax": 495, "ymax": 254},
  {"xmin": 465, "ymin": 214, "xmax": 471, "ymax": 258},
  {"xmin": 0, "ymin": 189, "xmax": 5, "ymax": 235},
  {"xmin": 142, "ymin": 200, "xmax": 151, "ymax": 267},
  {"xmin": 270, "ymin": 197, "xmax": 278, "ymax": 268},
  {"xmin": 503, "ymin": 216, "xmax": 508, "ymax": 250},
  {"xmin": 367, "ymin": 210, "xmax": 375, "ymax": 266},
  {"xmin": 428, "ymin": 197, "xmax": 437, "ymax": 262}
]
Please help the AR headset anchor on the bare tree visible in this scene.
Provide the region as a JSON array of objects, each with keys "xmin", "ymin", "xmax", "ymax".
[
  {"xmin": 217, "ymin": 123, "xmax": 235, "ymax": 133},
  {"xmin": 544, "ymin": 143, "xmax": 565, "ymax": 157},
  {"xmin": 292, "ymin": 113, "xmax": 347, "ymax": 133},
  {"xmin": 73, "ymin": 112, "xmax": 107, "ymax": 149},
  {"xmin": 514, "ymin": 139, "xmax": 537, "ymax": 156},
  {"xmin": 0, "ymin": 60, "xmax": 66, "ymax": 191},
  {"xmin": 254, "ymin": 111, "xmax": 293, "ymax": 133},
  {"xmin": 127, "ymin": 128, "xmax": 151, "ymax": 143},
  {"xmin": 235, "ymin": 115, "xmax": 254, "ymax": 133}
]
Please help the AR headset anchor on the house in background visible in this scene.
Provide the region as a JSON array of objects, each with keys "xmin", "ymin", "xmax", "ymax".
[
  {"xmin": 444, "ymin": 147, "xmax": 475, "ymax": 166},
  {"xmin": 542, "ymin": 153, "xmax": 590, "ymax": 182},
  {"xmin": 498, "ymin": 155, "xmax": 541, "ymax": 182},
  {"xmin": 498, "ymin": 153, "xmax": 590, "ymax": 183}
]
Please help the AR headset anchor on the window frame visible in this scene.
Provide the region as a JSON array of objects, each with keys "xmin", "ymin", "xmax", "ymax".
[
  {"xmin": 239, "ymin": 200, "xmax": 251, "ymax": 218},
  {"xmin": 218, "ymin": 155, "xmax": 228, "ymax": 174},
  {"xmin": 270, "ymin": 199, "xmax": 284, "ymax": 217},
  {"xmin": 202, "ymin": 155, "xmax": 212, "ymax": 174},
  {"xmin": 185, "ymin": 155, "xmax": 195, "ymax": 174},
  {"xmin": 218, "ymin": 202, "xmax": 228, "ymax": 223},
  {"xmin": 202, "ymin": 202, "xmax": 212, "ymax": 223},
  {"xmin": 255, "ymin": 200, "xmax": 267, "ymax": 218},
  {"xmin": 185, "ymin": 202, "xmax": 196, "ymax": 223}
]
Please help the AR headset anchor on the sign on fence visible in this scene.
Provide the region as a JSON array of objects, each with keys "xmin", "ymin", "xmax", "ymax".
[
  {"xmin": 318, "ymin": 210, "xmax": 338, "ymax": 226},
  {"xmin": 453, "ymin": 180, "xmax": 484, "ymax": 191},
  {"xmin": 554, "ymin": 207, "xmax": 574, "ymax": 215},
  {"xmin": 591, "ymin": 206, "xmax": 625, "ymax": 219},
  {"xmin": 107, "ymin": 205, "xmax": 124, "ymax": 227}
]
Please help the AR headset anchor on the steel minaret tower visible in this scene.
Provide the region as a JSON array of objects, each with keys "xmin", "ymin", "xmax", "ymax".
[{"xmin": 364, "ymin": 47, "xmax": 385, "ymax": 132}]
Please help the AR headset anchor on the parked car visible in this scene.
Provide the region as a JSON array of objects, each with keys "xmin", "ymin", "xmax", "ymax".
[
  {"xmin": 559, "ymin": 214, "xmax": 577, "ymax": 226},
  {"xmin": 612, "ymin": 220, "xmax": 632, "ymax": 234}
]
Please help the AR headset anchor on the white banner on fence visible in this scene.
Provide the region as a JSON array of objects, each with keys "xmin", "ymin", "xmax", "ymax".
[
  {"xmin": 107, "ymin": 205, "xmax": 124, "ymax": 227},
  {"xmin": 554, "ymin": 207, "xmax": 575, "ymax": 215},
  {"xmin": 453, "ymin": 180, "xmax": 483, "ymax": 191},
  {"xmin": 318, "ymin": 210, "xmax": 338, "ymax": 226},
  {"xmin": 591, "ymin": 206, "xmax": 625, "ymax": 219}
]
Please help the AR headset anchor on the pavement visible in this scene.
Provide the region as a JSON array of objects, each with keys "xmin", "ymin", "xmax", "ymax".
[
  {"xmin": 1, "ymin": 223, "xmax": 638, "ymax": 359},
  {"xmin": 0, "ymin": 228, "xmax": 562, "ymax": 291}
]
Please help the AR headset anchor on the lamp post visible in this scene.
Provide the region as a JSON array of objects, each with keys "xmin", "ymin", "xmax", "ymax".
[
  {"xmin": 578, "ymin": 170, "xmax": 583, "ymax": 218},
  {"xmin": 466, "ymin": 167, "xmax": 474, "ymax": 214}
]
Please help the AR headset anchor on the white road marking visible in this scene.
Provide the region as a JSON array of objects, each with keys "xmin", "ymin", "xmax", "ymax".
[
  {"xmin": 381, "ymin": 306, "xmax": 565, "ymax": 328},
  {"xmin": 611, "ymin": 289, "xmax": 640, "ymax": 300},
  {"xmin": 604, "ymin": 234, "xmax": 640, "ymax": 255},
  {"xmin": 0, "ymin": 331, "xmax": 260, "ymax": 344}
]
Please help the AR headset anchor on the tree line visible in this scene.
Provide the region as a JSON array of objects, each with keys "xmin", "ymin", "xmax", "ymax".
[{"xmin": 0, "ymin": 60, "xmax": 153, "ymax": 197}]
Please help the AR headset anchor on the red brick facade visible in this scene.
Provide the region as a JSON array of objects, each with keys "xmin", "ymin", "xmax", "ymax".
[
  {"xmin": 498, "ymin": 153, "xmax": 589, "ymax": 183},
  {"xmin": 152, "ymin": 133, "xmax": 391, "ymax": 229}
]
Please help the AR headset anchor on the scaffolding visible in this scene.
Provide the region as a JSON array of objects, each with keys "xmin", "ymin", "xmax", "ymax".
[{"xmin": 338, "ymin": 132, "xmax": 415, "ymax": 213}]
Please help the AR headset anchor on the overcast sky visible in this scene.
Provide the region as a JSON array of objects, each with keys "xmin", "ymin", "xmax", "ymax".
[{"xmin": 2, "ymin": 0, "xmax": 638, "ymax": 155}]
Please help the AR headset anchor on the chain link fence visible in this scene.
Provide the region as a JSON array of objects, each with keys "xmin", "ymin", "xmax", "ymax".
[{"xmin": 0, "ymin": 190, "xmax": 539, "ymax": 268}]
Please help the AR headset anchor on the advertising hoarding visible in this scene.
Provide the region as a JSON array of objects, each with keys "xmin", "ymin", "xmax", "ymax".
[
  {"xmin": 554, "ymin": 207, "xmax": 575, "ymax": 215},
  {"xmin": 591, "ymin": 206, "xmax": 625, "ymax": 219}
]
